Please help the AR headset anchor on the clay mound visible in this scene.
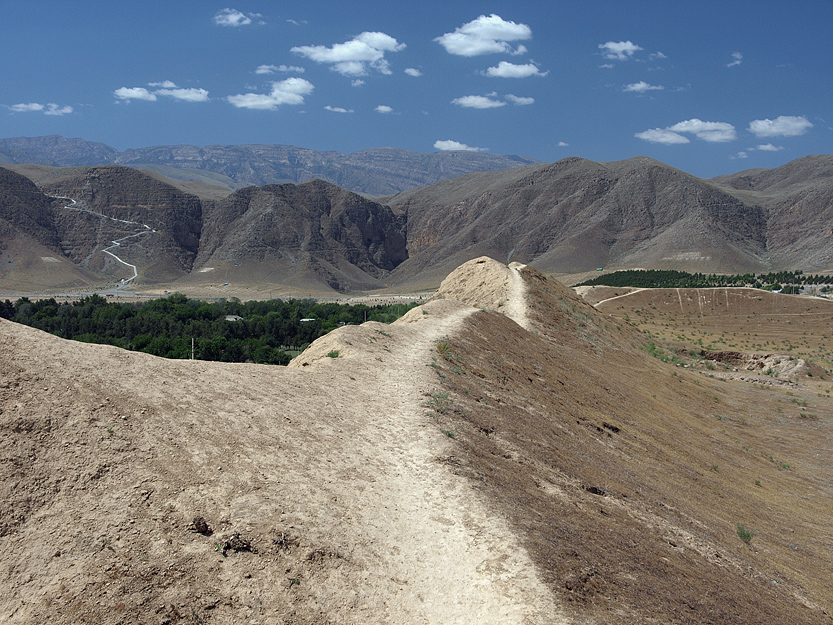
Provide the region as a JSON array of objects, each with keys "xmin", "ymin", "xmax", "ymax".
[
  {"xmin": 434, "ymin": 256, "xmax": 514, "ymax": 308},
  {"xmin": 433, "ymin": 256, "xmax": 530, "ymax": 328},
  {"xmin": 3, "ymin": 256, "xmax": 832, "ymax": 625},
  {"xmin": 289, "ymin": 299, "xmax": 467, "ymax": 369},
  {"xmin": 0, "ymin": 277, "xmax": 558, "ymax": 624},
  {"xmin": 516, "ymin": 263, "xmax": 643, "ymax": 354}
]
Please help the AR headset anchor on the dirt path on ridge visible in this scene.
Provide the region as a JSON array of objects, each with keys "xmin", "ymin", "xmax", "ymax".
[
  {"xmin": 0, "ymin": 258, "xmax": 561, "ymax": 624},
  {"xmin": 505, "ymin": 262, "xmax": 530, "ymax": 329},
  {"xmin": 288, "ymin": 295, "xmax": 561, "ymax": 624}
]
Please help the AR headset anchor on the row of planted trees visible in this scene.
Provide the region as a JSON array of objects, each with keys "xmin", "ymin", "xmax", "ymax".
[
  {"xmin": 0, "ymin": 293, "xmax": 418, "ymax": 365},
  {"xmin": 578, "ymin": 269, "xmax": 832, "ymax": 290}
]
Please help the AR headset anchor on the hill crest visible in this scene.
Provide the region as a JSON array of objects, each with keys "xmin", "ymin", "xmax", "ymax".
[{"xmin": 2, "ymin": 257, "xmax": 830, "ymax": 623}]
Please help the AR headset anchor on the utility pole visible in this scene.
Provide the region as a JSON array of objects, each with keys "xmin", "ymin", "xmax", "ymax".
[{"xmin": 191, "ymin": 337, "xmax": 194, "ymax": 360}]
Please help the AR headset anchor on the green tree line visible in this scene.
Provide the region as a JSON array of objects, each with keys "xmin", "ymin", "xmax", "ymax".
[
  {"xmin": 578, "ymin": 269, "xmax": 831, "ymax": 290},
  {"xmin": 0, "ymin": 293, "xmax": 419, "ymax": 365}
]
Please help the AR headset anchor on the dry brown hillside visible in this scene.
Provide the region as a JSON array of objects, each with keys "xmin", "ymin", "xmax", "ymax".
[{"xmin": 1, "ymin": 257, "xmax": 831, "ymax": 624}]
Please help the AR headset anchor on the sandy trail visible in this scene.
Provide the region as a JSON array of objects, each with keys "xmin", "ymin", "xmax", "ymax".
[
  {"xmin": 0, "ymin": 257, "xmax": 561, "ymax": 624},
  {"xmin": 289, "ymin": 297, "xmax": 560, "ymax": 623},
  {"xmin": 433, "ymin": 257, "xmax": 533, "ymax": 332},
  {"xmin": 505, "ymin": 262, "xmax": 531, "ymax": 330}
]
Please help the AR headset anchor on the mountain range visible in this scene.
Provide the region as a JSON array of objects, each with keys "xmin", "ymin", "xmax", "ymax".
[
  {"xmin": 0, "ymin": 135, "xmax": 537, "ymax": 196},
  {"xmin": 0, "ymin": 141, "xmax": 831, "ymax": 294}
]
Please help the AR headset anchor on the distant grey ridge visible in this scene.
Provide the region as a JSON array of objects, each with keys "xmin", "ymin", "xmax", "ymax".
[{"xmin": 0, "ymin": 135, "xmax": 538, "ymax": 196}]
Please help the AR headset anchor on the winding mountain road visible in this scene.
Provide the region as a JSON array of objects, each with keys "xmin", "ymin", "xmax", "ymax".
[{"xmin": 52, "ymin": 195, "xmax": 156, "ymax": 288}]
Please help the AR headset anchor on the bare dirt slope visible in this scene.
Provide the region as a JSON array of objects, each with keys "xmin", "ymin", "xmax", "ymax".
[
  {"xmin": 3, "ymin": 256, "xmax": 832, "ymax": 624},
  {"xmin": 0, "ymin": 258, "xmax": 559, "ymax": 624},
  {"xmin": 429, "ymin": 267, "xmax": 833, "ymax": 624}
]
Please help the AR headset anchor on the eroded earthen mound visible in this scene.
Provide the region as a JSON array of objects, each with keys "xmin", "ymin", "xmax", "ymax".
[{"xmin": 1, "ymin": 257, "xmax": 831, "ymax": 625}]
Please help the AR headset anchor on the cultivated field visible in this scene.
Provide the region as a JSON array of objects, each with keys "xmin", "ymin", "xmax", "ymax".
[{"xmin": 585, "ymin": 286, "xmax": 833, "ymax": 372}]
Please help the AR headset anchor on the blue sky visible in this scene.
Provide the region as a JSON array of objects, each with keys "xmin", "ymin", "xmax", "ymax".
[{"xmin": 2, "ymin": 1, "xmax": 830, "ymax": 177}]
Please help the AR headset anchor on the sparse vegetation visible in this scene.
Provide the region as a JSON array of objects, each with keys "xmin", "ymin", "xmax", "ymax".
[
  {"xmin": 435, "ymin": 337, "xmax": 452, "ymax": 359},
  {"xmin": 736, "ymin": 523, "xmax": 755, "ymax": 544},
  {"xmin": 426, "ymin": 390, "xmax": 453, "ymax": 414},
  {"xmin": 326, "ymin": 350, "xmax": 340, "ymax": 358}
]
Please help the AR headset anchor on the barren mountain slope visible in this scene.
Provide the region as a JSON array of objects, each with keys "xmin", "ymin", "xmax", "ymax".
[
  {"xmin": 37, "ymin": 166, "xmax": 203, "ymax": 282},
  {"xmin": 5, "ymin": 153, "xmax": 833, "ymax": 295},
  {"xmin": 711, "ymin": 155, "xmax": 833, "ymax": 269},
  {"xmin": 0, "ymin": 166, "xmax": 60, "ymax": 248},
  {"xmin": 385, "ymin": 156, "xmax": 770, "ymax": 287},
  {"xmin": 0, "ymin": 166, "xmax": 99, "ymax": 290},
  {"xmin": 712, "ymin": 155, "xmax": 833, "ymax": 193},
  {"xmin": 4, "ymin": 163, "xmax": 236, "ymax": 202},
  {"xmin": 113, "ymin": 144, "xmax": 537, "ymax": 196},
  {"xmin": 0, "ymin": 135, "xmax": 119, "ymax": 167},
  {"xmin": 188, "ymin": 179, "xmax": 407, "ymax": 293}
]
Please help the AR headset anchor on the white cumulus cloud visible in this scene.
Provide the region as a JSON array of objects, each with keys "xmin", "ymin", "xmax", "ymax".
[
  {"xmin": 451, "ymin": 95, "xmax": 507, "ymax": 109},
  {"xmin": 623, "ymin": 81, "xmax": 664, "ymax": 93},
  {"xmin": 404, "ymin": 68, "xmax": 422, "ymax": 77},
  {"xmin": 668, "ymin": 118, "xmax": 737, "ymax": 142},
  {"xmin": 351, "ymin": 79, "xmax": 365, "ymax": 87},
  {"xmin": 43, "ymin": 104, "xmax": 73, "ymax": 116},
  {"xmin": 727, "ymin": 52, "xmax": 743, "ymax": 68},
  {"xmin": 505, "ymin": 94, "xmax": 534, "ymax": 105},
  {"xmin": 115, "ymin": 82, "xmax": 208, "ymax": 103},
  {"xmin": 634, "ymin": 128, "xmax": 690, "ymax": 145},
  {"xmin": 483, "ymin": 61, "xmax": 546, "ymax": 78},
  {"xmin": 256, "ymin": 64, "xmax": 305, "ymax": 75},
  {"xmin": 10, "ymin": 102, "xmax": 45, "ymax": 112},
  {"xmin": 435, "ymin": 14, "xmax": 531, "ymax": 57},
  {"xmin": 213, "ymin": 8, "xmax": 261, "ymax": 27},
  {"xmin": 557, "ymin": 141, "xmax": 569, "ymax": 147},
  {"xmin": 434, "ymin": 140, "xmax": 487, "ymax": 152},
  {"xmin": 748, "ymin": 115, "xmax": 812, "ymax": 137},
  {"xmin": 227, "ymin": 77, "xmax": 314, "ymax": 109},
  {"xmin": 291, "ymin": 31, "xmax": 405, "ymax": 77},
  {"xmin": 375, "ymin": 105, "xmax": 394, "ymax": 114},
  {"xmin": 114, "ymin": 87, "xmax": 157, "ymax": 101},
  {"xmin": 599, "ymin": 40, "xmax": 643, "ymax": 60},
  {"xmin": 756, "ymin": 143, "xmax": 783, "ymax": 151},
  {"xmin": 10, "ymin": 102, "xmax": 73, "ymax": 115},
  {"xmin": 635, "ymin": 119, "xmax": 737, "ymax": 144},
  {"xmin": 156, "ymin": 87, "xmax": 209, "ymax": 102},
  {"xmin": 324, "ymin": 105, "xmax": 354, "ymax": 113}
]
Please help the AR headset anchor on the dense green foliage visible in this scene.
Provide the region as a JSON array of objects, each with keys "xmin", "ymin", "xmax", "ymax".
[
  {"xmin": 577, "ymin": 269, "xmax": 830, "ymax": 290},
  {"xmin": 0, "ymin": 293, "xmax": 418, "ymax": 365}
]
